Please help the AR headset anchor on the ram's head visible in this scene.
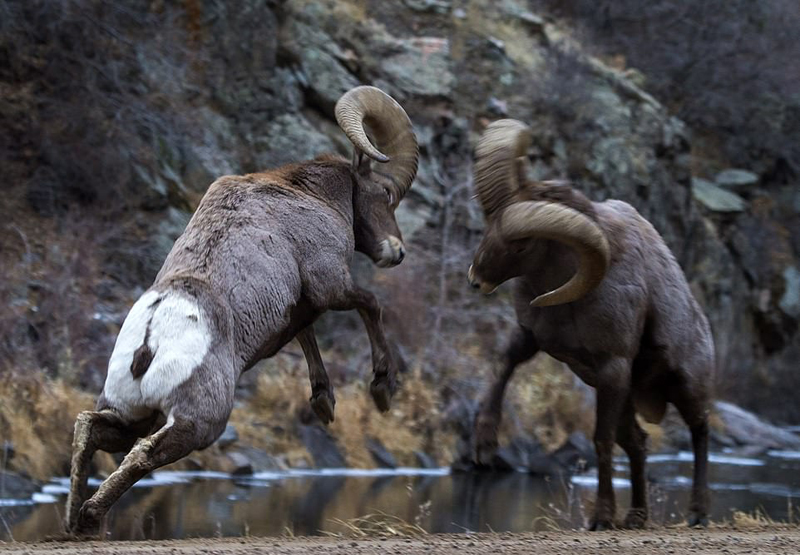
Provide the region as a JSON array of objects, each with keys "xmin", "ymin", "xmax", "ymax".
[
  {"xmin": 467, "ymin": 119, "xmax": 610, "ymax": 307},
  {"xmin": 335, "ymin": 86, "xmax": 419, "ymax": 268}
]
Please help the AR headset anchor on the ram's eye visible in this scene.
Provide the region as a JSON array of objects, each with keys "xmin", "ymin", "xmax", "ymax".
[{"xmin": 385, "ymin": 189, "xmax": 394, "ymax": 205}]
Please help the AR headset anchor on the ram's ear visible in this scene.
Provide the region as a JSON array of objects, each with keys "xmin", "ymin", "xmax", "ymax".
[{"xmin": 351, "ymin": 149, "xmax": 372, "ymax": 177}]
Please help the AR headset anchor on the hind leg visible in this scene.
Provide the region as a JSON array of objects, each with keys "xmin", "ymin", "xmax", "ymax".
[
  {"xmin": 671, "ymin": 382, "xmax": 710, "ymax": 527},
  {"xmin": 672, "ymin": 387, "xmax": 709, "ymax": 526},
  {"xmin": 686, "ymin": 419, "xmax": 710, "ymax": 527},
  {"xmin": 616, "ymin": 400, "xmax": 649, "ymax": 529},
  {"xmin": 65, "ymin": 410, "xmax": 155, "ymax": 533},
  {"xmin": 74, "ymin": 407, "xmax": 228, "ymax": 535}
]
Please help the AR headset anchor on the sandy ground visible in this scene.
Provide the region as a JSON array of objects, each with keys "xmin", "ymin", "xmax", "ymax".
[{"xmin": 1, "ymin": 527, "xmax": 799, "ymax": 554}]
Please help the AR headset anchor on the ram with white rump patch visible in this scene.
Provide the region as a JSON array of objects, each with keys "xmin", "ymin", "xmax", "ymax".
[{"xmin": 65, "ymin": 86, "xmax": 419, "ymax": 535}]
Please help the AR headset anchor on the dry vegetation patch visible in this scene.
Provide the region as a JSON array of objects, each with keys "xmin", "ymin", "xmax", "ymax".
[{"xmin": 0, "ymin": 375, "xmax": 99, "ymax": 480}]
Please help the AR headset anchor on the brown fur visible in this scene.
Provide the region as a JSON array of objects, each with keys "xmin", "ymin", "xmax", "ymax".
[
  {"xmin": 471, "ymin": 182, "xmax": 714, "ymax": 530},
  {"xmin": 66, "ymin": 152, "xmax": 413, "ymax": 535}
]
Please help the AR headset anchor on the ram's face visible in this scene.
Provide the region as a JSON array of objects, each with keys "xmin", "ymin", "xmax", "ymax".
[
  {"xmin": 351, "ymin": 156, "xmax": 406, "ymax": 268},
  {"xmin": 468, "ymin": 222, "xmax": 512, "ymax": 294},
  {"xmin": 467, "ymin": 218, "xmax": 537, "ymax": 295}
]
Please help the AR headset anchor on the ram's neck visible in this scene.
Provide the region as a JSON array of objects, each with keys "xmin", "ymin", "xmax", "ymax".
[{"xmin": 284, "ymin": 155, "xmax": 355, "ymax": 225}]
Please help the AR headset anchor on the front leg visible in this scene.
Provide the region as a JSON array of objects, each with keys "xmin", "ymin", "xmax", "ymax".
[
  {"xmin": 330, "ymin": 284, "xmax": 398, "ymax": 412},
  {"xmin": 297, "ymin": 326, "xmax": 336, "ymax": 424},
  {"xmin": 474, "ymin": 325, "xmax": 537, "ymax": 465},
  {"xmin": 590, "ymin": 356, "xmax": 632, "ymax": 531}
]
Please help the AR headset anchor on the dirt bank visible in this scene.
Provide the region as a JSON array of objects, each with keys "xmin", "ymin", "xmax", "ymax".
[{"xmin": 2, "ymin": 527, "xmax": 798, "ymax": 555}]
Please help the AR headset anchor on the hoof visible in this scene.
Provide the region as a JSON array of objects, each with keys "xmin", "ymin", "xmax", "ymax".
[
  {"xmin": 74, "ymin": 502, "xmax": 102, "ymax": 536},
  {"xmin": 310, "ymin": 390, "xmax": 336, "ymax": 425},
  {"xmin": 623, "ymin": 508, "xmax": 648, "ymax": 529},
  {"xmin": 687, "ymin": 511, "xmax": 709, "ymax": 528},
  {"xmin": 589, "ymin": 518, "xmax": 615, "ymax": 531},
  {"xmin": 369, "ymin": 377, "xmax": 394, "ymax": 413}
]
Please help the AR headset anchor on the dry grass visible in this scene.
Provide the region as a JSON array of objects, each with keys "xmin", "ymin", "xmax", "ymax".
[
  {"xmin": 224, "ymin": 354, "xmax": 312, "ymax": 468},
  {"xmin": 731, "ymin": 508, "xmax": 778, "ymax": 528},
  {"xmin": 328, "ymin": 367, "xmax": 449, "ymax": 468},
  {"xmin": 640, "ymin": 420, "xmax": 666, "ymax": 451},
  {"xmin": 323, "ymin": 511, "xmax": 427, "ymax": 538},
  {"xmin": 0, "ymin": 374, "xmax": 115, "ymax": 480},
  {"xmin": 504, "ymin": 354, "xmax": 594, "ymax": 451},
  {"xmin": 0, "ymin": 342, "xmax": 595, "ymax": 481},
  {"xmin": 226, "ymin": 355, "xmax": 453, "ymax": 469}
]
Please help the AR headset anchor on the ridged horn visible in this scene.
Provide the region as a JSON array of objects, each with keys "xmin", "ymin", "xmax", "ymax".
[
  {"xmin": 473, "ymin": 119, "xmax": 532, "ymax": 218},
  {"xmin": 500, "ymin": 201, "xmax": 610, "ymax": 306},
  {"xmin": 335, "ymin": 86, "xmax": 419, "ymax": 201}
]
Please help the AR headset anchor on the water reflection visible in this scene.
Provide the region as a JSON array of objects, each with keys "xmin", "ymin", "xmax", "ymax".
[{"xmin": 3, "ymin": 451, "xmax": 799, "ymax": 541}]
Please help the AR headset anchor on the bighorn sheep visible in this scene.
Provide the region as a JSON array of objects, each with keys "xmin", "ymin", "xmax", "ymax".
[
  {"xmin": 468, "ymin": 120, "xmax": 713, "ymax": 530},
  {"xmin": 64, "ymin": 86, "xmax": 419, "ymax": 535}
]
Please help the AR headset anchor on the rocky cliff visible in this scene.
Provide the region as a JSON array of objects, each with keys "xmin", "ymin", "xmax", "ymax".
[{"xmin": 1, "ymin": 0, "xmax": 798, "ymax": 435}]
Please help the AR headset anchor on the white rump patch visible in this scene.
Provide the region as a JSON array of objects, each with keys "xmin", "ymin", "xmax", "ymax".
[{"xmin": 103, "ymin": 290, "xmax": 211, "ymax": 420}]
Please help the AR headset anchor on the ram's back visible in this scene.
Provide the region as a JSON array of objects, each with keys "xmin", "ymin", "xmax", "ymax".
[{"xmin": 597, "ymin": 200, "xmax": 714, "ymax": 422}]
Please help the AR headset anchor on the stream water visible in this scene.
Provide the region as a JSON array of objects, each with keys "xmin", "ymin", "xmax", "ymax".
[{"xmin": 2, "ymin": 450, "xmax": 799, "ymax": 541}]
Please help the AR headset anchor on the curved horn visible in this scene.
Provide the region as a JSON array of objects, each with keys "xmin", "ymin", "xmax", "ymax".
[
  {"xmin": 473, "ymin": 119, "xmax": 532, "ymax": 218},
  {"xmin": 335, "ymin": 86, "xmax": 419, "ymax": 201},
  {"xmin": 501, "ymin": 201, "xmax": 610, "ymax": 307}
]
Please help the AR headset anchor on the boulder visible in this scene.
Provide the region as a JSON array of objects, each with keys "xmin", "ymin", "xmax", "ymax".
[
  {"xmin": 225, "ymin": 451, "xmax": 253, "ymax": 476},
  {"xmin": 215, "ymin": 424, "xmax": 239, "ymax": 450},
  {"xmin": 233, "ymin": 446, "xmax": 284, "ymax": 472},
  {"xmin": 299, "ymin": 424, "xmax": 347, "ymax": 468},
  {"xmin": 692, "ymin": 177, "xmax": 746, "ymax": 212},
  {"xmin": 715, "ymin": 168, "xmax": 759, "ymax": 189},
  {"xmin": 779, "ymin": 266, "xmax": 800, "ymax": 319},
  {"xmin": 414, "ymin": 450, "xmax": 438, "ymax": 469},
  {"xmin": 0, "ymin": 471, "xmax": 39, "ymax": 499},
  {"xmin": 451, "ymin": 433, "xmax": 566, "ymax": 476},
  {"xmin": 366, "ymin": 437, "xmax": 397, "ymax": 468},
  {"xmin": 2, "ymin": 441, "xmax": 14, "ymax": 462},
  {"xmin": 552, "ymin": 431, "xmax": 597, "ymax": 472},
  {"xmin": 713, "ymin": 401, "xmax": 800, "ymax": 450},
  {"xmin": 403, "ymin": 0, "xmax": 452, "ymax": 14}
]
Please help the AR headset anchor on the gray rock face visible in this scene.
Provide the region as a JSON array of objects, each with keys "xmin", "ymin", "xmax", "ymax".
[
  {"xmin": 5, "ymin": 0, "xmax": 800, "ymax": 460},
  {"xmin": 254, "ymin": 113, "xmax": 338, "ymax": 170},
  {"xmin": 692, "ymin": 178, "xmax": 747, "ymax": 212},
  {"xmin": 380, "ymin": 38, "xmax": 454, "ymax": 97},
  {"xmin": 283, "ymin": 9, "xmax": 360, "ymax": 113}
]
